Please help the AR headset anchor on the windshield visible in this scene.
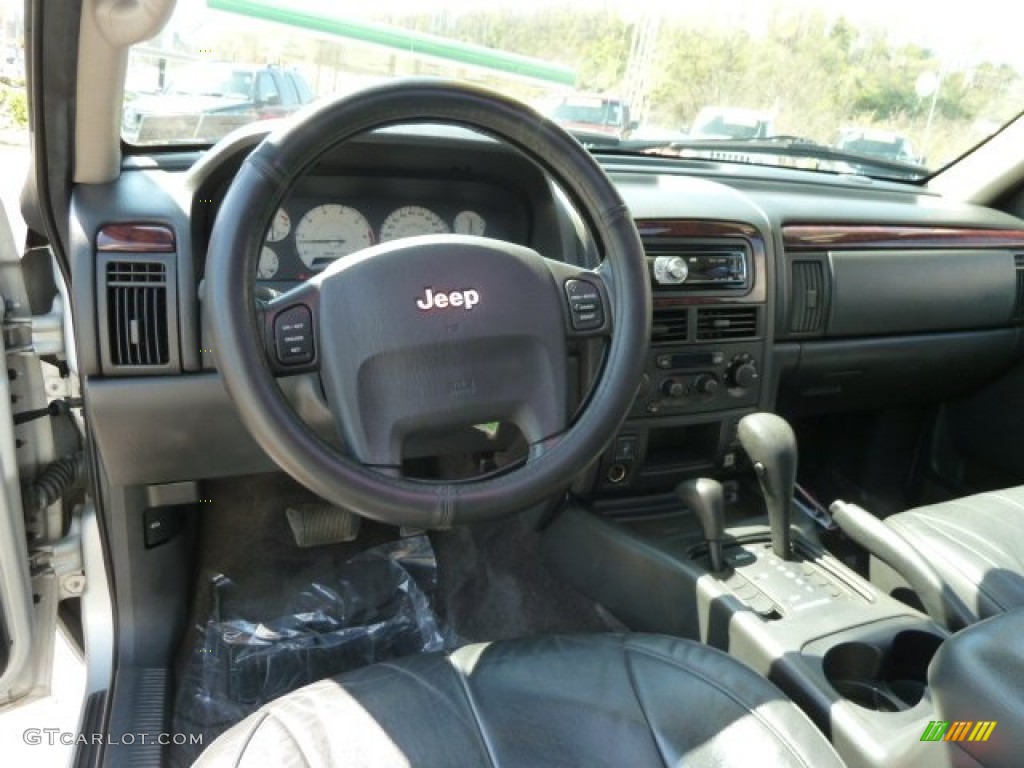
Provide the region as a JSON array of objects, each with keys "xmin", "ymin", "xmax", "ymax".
[{"xmin": 123, "ymin": 0, "xmax": 1024, "ymax": 181}]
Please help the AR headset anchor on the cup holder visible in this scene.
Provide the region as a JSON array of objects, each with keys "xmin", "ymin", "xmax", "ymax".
[{"xmin": 823, "ymin": 630, "xmax": 944, "ymax": 712}]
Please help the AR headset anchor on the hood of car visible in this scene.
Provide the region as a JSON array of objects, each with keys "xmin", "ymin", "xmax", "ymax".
[{"xmin": 126, "ymin": 92, "xmax": 249, "ymax": 118}]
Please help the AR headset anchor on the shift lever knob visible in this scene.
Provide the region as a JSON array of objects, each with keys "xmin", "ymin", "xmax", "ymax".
[
  {"xmin": 677, "ymin": 477, "xmax": 726, "ymax": 571},
  {"xmin": 738, "ymin": 413, "xmax": 797, "ymax": 560}
]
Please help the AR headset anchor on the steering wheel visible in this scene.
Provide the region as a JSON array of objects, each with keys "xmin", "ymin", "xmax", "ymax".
[{"xmin": 206, "ymin": 81, "xmax": 651, "ymax": 528}]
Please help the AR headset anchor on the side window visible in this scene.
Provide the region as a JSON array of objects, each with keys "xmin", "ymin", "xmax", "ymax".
[
  {"xmin": 290, "ymin": 73, "xmax": 314, "ymax": 104},
  {"xmin": 255, "ymin": 72, "xmax": 278, "ymax": 104},
  {"xmin": 276, "ymin": 72, "xmax": 299, "ymax": 107}
]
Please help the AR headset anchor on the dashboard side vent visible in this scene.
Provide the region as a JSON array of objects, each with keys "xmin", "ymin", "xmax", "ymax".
[
  {"xmin": 696, "ymin": 307, "xmax": 758, "ymax": 340},
  {"xmin": 98, "ymin": 251, "xmax": 179, "ymax": 373},
  {"xmin": 790, "ymin": 259, "xmax": 827, "ymax": 333},
  {"xmin": 106, "ymin": 261, "xmax": 169, "ymax": 366},
  {"xmin": 1013, "ymin": 254, "xmax": 1024, "ymax": 321},
  {"xmin": 651, "ymin": 308, "xmax": 689, "ymax": 344}
]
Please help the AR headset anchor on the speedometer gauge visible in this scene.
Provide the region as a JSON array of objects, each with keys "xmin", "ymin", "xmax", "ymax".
[
  {"xmin": 380, "ymin": 206, "xmax": 449, "ymax": 241},
  {"xmin": 294, "ymin": 204, "xmax": 374, "ymax": 271}
]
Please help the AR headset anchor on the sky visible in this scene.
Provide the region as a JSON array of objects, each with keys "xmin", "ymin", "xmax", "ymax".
[
  {"xmin": 0, "ymin": 0, "xmax": 1017, "ymax": 72},
  {"xmin": 198, "ymin": 0, "xmax": 1023, "ymax": 72}
]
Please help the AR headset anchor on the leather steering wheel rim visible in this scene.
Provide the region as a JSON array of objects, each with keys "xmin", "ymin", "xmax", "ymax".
[{"xmin": 206, "ymin": 80, "xmax": 651, "ymax": 528}]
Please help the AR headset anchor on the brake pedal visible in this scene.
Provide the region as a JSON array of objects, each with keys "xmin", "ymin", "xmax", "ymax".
[{"xmin": 286, "ymin": 503, "xmax": 361, "ymax": 547}]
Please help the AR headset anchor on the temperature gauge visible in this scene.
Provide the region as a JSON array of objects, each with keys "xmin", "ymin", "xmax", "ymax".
[{"xmin": 453, "ymin": 210, "xmax": 486, "ymax": 236}]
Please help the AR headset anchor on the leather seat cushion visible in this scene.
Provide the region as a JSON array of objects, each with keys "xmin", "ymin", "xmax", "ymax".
[
  {"xmin": 884, "ymin": 487, "xmax": 1024, "ymax": 619},
  {"xmin": 195, "ymin": 633, "xmax": 843, "ymax": 767}
]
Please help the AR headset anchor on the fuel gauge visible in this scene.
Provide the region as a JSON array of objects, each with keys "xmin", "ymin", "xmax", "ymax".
[{"xmin": 258, "ymin": 246, "xmax": 280, "ymax": 279}]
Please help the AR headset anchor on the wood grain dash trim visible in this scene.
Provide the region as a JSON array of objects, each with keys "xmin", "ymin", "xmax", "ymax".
[
  {"xmin": 783, "ymin": 225, "xmax": 1024, "ymax": 251},
  {"xmin": 96, "ymin": 224, "xmax": 176, "ymax": 253}
]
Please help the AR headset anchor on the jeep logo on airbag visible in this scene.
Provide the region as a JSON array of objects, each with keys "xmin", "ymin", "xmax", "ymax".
[{"xmin": 415, "ymin": 287, "xmax": 480, "ymax": 311}]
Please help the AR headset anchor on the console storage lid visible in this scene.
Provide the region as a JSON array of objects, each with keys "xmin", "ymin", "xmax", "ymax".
[{"xmin": 929, "ymin": 610, "xmax": 1024, "ymax": 767}]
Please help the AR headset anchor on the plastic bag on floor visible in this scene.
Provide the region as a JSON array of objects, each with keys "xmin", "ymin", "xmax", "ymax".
[{"xmin": 173, "ymin": 535, "xmax": 444, "ymax": 763}]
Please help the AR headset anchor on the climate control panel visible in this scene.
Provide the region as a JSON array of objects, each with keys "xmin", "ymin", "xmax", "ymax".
[{"xmin": 631, "ymin": 342, "xmax": 763, "ymax": 418}]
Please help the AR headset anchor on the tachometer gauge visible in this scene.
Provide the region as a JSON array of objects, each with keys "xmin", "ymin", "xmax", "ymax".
[
  {"xmin": 453, "ymin": 210, "xmax": 487, "ymax": 236},
  {"xmin": 380, "ymin": 206, "xmax": 449, "ymax": 241},
  {"xmin": 267, "ymin": 208, "xmax": 291, "ymax": 242},
  {"xmin": 257, "ymin": 246, "xmax": 280, "ymax": 279},
  {"xmin": 294, "ymin": 204, "xmax": 374, "ymax": 271}
]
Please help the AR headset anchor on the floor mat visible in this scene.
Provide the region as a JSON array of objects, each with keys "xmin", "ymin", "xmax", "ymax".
[
  {"xmin": 171, "ymin": 534, "xmax": 443, "ymax": 766},
  {"xmin": 430, "ymin": 512, "xmax": 620, "ymax": 643},
  {"xmin": 170, "ymin": 474, "xmax": 619, "ymax": 765}
]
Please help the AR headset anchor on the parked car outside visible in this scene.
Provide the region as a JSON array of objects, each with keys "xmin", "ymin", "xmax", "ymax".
[
  {"xmin": 689, "ymin": 106, "xmax": 774, "ymax": 139},
  {"xmin": 836, "ymin": 126, "xmax": 923, "ymax": 164},
  {"xmin": 549, "ymin": 93, "xmax": 635, "ymax": 139},
  {"xmin": 122, "ymin": 62, "xmax": 314, "ymax": 144}
]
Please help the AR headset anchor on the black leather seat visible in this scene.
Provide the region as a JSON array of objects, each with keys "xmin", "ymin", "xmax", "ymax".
[
  {"xmin": 882, "ymin": 487, "xmax": 1024, "ymax": 619},
  {"xmin": 195, "ymin": 633, "xmax": 843, "ymax": 767}
]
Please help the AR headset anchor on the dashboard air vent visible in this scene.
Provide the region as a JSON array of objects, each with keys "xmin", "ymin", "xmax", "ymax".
[
  {"xmin": 651, "ymin": 308, "xmax": 689, "ymax": 344},
  {"xmin": 106, "ymin": 260, "xmax": 170, "ymax": 366},
  {"xmin": 790, "ymin": 259, "xmax": 827, "ymax": 333},
  {"xmin": 696, "ymin": 307, "xmax": 758, "ymax": 340},
  {"xmin": 1014, "ymin": 254, "xmax": 1024, "ymax": 321}
]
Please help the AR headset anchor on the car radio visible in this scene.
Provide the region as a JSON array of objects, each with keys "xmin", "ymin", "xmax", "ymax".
[{"xmin": 648, "ymin": 250, "xmax": 748, "ymax": 289}]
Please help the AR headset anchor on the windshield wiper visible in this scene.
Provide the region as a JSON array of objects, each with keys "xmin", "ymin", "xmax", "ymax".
[{"xmin": 597, "ymin": 136, "xmax": 930, "ymax": 180}]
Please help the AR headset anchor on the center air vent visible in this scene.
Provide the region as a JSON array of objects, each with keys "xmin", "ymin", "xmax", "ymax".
[
  {"xmin": 790, "ymin": 259, "xmax": 828, "ymax": 333},
  {"xmin": 696, "ymin": 307, "xmax": 759, "ymax": 340},
  {"xmin": 1013, "ymin": 254, "xmax": 1024, "ymax": 321},
  {"xmin": 651, "ymin": 308, "xmax": 689, "ymax": 344}
]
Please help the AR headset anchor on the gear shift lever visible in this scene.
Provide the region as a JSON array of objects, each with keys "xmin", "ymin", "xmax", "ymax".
[
  {"xmin": 738, "ymin": 413, "xmax": 797, "ymax": 560},
  {"xmin": 677, "ymin": 478, "xmax": 726, "ymax": 571}
]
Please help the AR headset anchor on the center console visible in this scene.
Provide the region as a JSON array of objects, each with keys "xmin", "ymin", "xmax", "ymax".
[
  {"xmin": 547, "ymin": 410, "xmax": 958, "ymax": 768},
  {"xmin": 559, "ymin": 217, "xmax": 966, "ymax": 765},
  {"xmin": 588, "ymin": 220, "xmax": 770, "ymax": 495}
]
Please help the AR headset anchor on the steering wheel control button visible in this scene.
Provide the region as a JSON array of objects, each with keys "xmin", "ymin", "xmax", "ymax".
[
  {"xmin": 565, "ymin": 279, "xmax": 605, "ymax": 331},
  {"xmin": 274, "ymin": 305, "xmax": 314, "ymax": 365}
]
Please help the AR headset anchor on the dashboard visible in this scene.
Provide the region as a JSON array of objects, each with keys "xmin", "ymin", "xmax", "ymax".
[{"xmin": 70, "ymin": 125, "xmax": 1024, "ymax": 493}]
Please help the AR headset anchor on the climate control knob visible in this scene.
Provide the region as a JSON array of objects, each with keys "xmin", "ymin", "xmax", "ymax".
[
  {"xmin": 695, "ymin": 374, "xmax": 720, "ymax": 396},
  {"xmin": 727, "ymin": 360, "xmax": 759, "ymax": 390},
  {"xmin": 662, "ymin": 378, "xmax": 686, "ymax": 398}
]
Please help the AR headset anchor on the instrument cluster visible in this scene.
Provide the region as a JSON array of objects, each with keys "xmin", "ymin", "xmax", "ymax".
[{"xmin": 256, "ymin": 177, "xmax": 526, "ymax": 282}]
